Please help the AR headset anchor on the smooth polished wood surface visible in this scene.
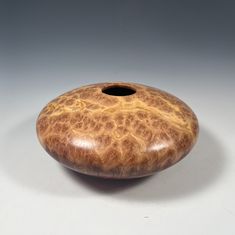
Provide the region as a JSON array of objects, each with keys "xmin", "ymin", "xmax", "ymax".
[{"xmin": 36, "ymin": 82, "xmax": 199, "ymax": 178}]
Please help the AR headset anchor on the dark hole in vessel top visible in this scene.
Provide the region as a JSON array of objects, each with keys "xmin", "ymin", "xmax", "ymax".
[{"xmin": 102, "ymin": 85, "xmax": 136, "ymax": 96}]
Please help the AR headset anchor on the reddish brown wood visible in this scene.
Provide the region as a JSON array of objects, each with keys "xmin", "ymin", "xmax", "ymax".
[{"xmin": 36, "ymin": 82, "xmax": 199, "ymax": 178}]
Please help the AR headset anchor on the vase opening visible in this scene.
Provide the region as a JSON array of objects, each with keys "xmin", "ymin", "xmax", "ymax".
[{"xmin": 102, "ymin": 85, "xmax": 136, "ymax": 96}]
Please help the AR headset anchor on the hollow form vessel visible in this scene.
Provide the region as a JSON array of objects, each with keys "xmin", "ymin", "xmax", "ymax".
[{"xmin": 36, "ymin": 82, "xmax": 199, "ymax": 179}]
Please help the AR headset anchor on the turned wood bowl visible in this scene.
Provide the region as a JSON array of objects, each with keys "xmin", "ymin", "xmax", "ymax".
[{"xmin": 36, "ymin": 82, "xmax": 199, "ymax": 179}]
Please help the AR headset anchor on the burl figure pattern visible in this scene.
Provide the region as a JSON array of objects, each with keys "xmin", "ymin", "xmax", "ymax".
[{"xmin": 36, "ymin": 82, "xmax": 199, "ymax": 179}]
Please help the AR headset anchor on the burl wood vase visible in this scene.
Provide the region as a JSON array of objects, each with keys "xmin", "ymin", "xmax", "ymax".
[{"xmin": 36, "ymin": 82, "xmax": 199, "ymax": 179}]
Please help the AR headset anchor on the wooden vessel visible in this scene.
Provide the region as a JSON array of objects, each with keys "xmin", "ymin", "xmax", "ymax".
[{"xmin": 36, "ymin": 82, "xmax": 199, "ymax": 179}]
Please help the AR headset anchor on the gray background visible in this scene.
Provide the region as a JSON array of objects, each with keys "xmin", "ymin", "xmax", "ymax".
[{"xmin": 1, "ymin": 1, "xmax": 235, "ymax": 234}]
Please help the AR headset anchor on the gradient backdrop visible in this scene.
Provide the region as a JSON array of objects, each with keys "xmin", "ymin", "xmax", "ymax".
[{"xmin": 1, "ymin": 1, "xmax": 235, "ymax": 235}]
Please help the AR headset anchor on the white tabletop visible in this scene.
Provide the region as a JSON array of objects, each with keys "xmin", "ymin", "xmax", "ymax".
[{"xmin": 1, "ymin": 68, "xmax": 234, "ymax": 235}]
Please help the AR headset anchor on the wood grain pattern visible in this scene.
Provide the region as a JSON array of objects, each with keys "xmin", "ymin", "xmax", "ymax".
[{"xmin": 36, "ymin": 82, "xmax": 199, "ymax": 178}]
